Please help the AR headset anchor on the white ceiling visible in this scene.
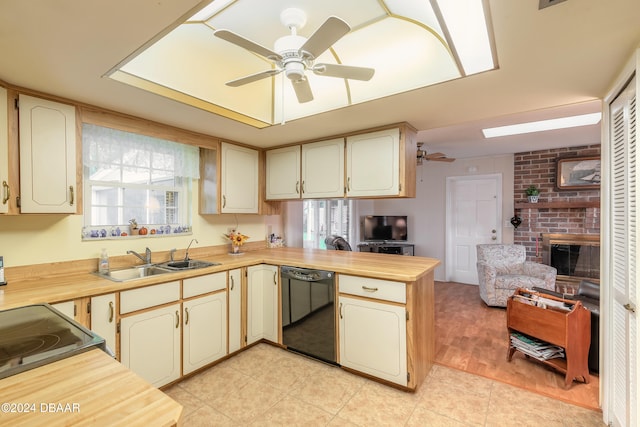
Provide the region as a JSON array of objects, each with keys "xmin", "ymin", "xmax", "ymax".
[{"xmin": 1, "ymin": 0, "xmax": 639, "ymax": 159}]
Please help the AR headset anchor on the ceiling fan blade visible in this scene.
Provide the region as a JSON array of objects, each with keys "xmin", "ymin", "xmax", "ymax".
[
  {"xmin": 313, "ymin": 63, "xmax": 375, "ymax": 81},
  {"xmin": 291, "ymin": 78, "xmax": 313, "ymax": 103},
  {"xmin": 424, "ymin": 152, "xmax": 455, "ymax": 162},
  {"xmin": 299, "ymin": 16, "xmax": 350, "ymax": 58},
  {"xmin": 214, "ymin": 29, "xmax": 283, "ymax": 61},
  {"xmin": 226, "ymin": 69, "xmax": 281, "ymax": 87}
]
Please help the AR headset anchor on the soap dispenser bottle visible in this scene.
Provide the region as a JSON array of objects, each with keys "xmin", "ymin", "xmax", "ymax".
[{"xmin": 99, "ymin": 249, "xmax": 110, "ymax": 274}]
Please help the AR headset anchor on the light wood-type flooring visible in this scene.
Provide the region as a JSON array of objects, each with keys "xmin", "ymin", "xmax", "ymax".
[
  {"xmin": 434, "ymin": 281, "xmax": 600, "ymax": 411},
  {"xmin": 164, "ymin": 281, "xmax": 603, "ymax": 425}
]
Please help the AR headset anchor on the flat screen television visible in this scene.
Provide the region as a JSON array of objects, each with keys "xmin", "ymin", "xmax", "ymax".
[{"xmin": 362, "ymin": 215, "xmax": 408, "ymax": 241}]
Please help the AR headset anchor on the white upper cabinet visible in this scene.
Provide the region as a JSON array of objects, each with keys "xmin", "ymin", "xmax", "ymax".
[
  {"xmin": 265, "ymin": 145, "xmax": 301, "ymax": 200},
  {"xmin": 0, "ymin": 87, "xmax": 8, "ymax": 214},
  {"xmin": 18, "ymin": 94, "xmax": 77, "ymax": 213},
  {"xmin": 302, "ymin": 138, "xmax": 345, "ymax": 199},
  {"xmin": 220, "ymin": 142, "xmax": 259, "ymax": 213},
  {"xmin": 346, "ymin": 128, "xmax": 400, "ymax": 197}
]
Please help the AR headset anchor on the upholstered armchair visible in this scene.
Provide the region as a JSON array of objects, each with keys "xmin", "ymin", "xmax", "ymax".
[{"xmin": 476, "ymin": 244, "xmax": 557, "ymax": 307}]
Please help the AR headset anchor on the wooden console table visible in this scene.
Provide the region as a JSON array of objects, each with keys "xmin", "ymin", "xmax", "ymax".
[{"xmin": 506, "ymin": 288, "xmax": 591, "ymax": 388}]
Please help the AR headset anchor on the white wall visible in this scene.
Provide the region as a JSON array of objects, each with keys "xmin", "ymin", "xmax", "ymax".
[
  {"xmin": 363, "ymin": 154, "xmax": 514, "ymax": 281},
  {"xmin": 0, "ymin": 182, "xmax": 273, "ymax": 267}
]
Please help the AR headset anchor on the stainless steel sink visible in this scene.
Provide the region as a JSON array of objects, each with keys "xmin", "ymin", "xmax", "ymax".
[
  {"xmin": 98, "ymin": 265, "xmax": 173, "ymax": 282},
  {"xmin": 155, "ymin": 259, "xmax": 220, "ymax": 271}
]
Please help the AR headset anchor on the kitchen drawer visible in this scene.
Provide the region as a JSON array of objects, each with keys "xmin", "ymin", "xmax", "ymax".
[
  {"xmin": 338, "ymin": 275, "xmax": 406, "ymax": 304},
  {"xmin": 120, "ymin": 281, "xmax": 180, "ymax": 314},
  {"xmin": 183, "ymin": 272, "xmax": 227, "ymax": 298}
]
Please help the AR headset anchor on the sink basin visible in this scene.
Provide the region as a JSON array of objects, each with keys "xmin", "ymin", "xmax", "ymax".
[
  {"xmin": 98, "ymin": 265, "xmax": 172, "ymax": 282},
  {"xmin": 155, "ymin": 259, "xmax": 220, "ymax": 270}
]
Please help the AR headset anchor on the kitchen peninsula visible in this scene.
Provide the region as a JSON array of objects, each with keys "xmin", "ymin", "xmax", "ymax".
[{"xmin": 0, "ymin": 247, "xmax": 440, "ymax": 425}]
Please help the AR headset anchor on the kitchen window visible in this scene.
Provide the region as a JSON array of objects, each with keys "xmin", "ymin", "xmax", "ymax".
[
  {"xmin": 303, "ymin": 199, "xmax": 355, "ymax": 249},
  {"xmin": 82, "ymin": 124, "xmax": 199, "ymax": 239}
]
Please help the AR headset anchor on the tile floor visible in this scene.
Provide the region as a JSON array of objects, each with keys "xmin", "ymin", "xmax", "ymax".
[{"xmin": 164, "ymin": 343, "xmax": 605, "ymax": 426}]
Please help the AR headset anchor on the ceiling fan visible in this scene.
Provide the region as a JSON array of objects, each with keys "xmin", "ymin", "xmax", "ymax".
[
  {"xmin": 417, "ymin": 142, "xmax": 456, "ymax": 164},
  {"xmin": 213, "ymin": 8, "xmax": 375, "ymax": 103}
]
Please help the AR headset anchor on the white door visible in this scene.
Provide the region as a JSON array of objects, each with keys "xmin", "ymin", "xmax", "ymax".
[
  {"xmin": 90, "ymin": 293, "xmax": 117, "ymax": 356},
  {"xmin": 606, "ymin": 72, "xmax": 638, "ymax": 427},
  {"xmin": 346, "ymin": 128, "xmax": 399, "ymax": 197},
  {"xmin": 228, "ymin": 268, "xmax": 243, "ymax": 353},
  {"xmin": 120, "ymin": 304, "xmax": 181, "ymax": 387},
  {"xmin": 19, "ymin": 94, "xmax": 76, "ymax": 213},
  {"xmin": 266, "ymin": 145, "xmax": 300, "ymax": 200},
  {"xmin": 0, "ymin": 87, "xmax": 8, "ymax": 214},
  {"xmin": 220, "ymin": 142, "xmax": 259, "ymax": 213},
  {"xmin": 338, "ymin": 295, "xmax": 407, "ymax": 386},
  {"xmin": 183, "ymin": 292, "xmax": 227, "ymax": 374},
  {"xmin": 247, "ymin": 264, "xmax": 278, "ymax": 345},
  {"xmin": 302, "ymin": 138, "xmax": 344, "ymax": 198},
  {"xmin": 446, "ymin": 174, "xmax": 502, "ymax": 285}
]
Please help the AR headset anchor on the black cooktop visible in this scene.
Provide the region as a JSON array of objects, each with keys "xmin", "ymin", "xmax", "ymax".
[{"xmin": 0, "ymin": 304, "xmax": 107, "ymax": 380}]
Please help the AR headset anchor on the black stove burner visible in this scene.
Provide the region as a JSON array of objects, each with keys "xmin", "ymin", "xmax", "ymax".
[{"xmin": 0, "ymin": 304, "xmax": 107, "ymax": 379}]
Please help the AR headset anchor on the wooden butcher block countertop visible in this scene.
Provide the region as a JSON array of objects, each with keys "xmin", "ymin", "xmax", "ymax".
[
  {"xmin": 0, "ymin": 247, "xmax": 441, "ymax": 310},
  {"xmin": 0, "ymin": 349, "xmax": 182, "ymax": 426}
]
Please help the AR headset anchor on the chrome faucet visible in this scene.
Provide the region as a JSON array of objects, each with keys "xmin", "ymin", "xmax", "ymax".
[
  {"xmin": 127, "ymin": 247, "xmax": 151, "ymax": 265},
  {"xmin": 184, "ymin": 239, "xmax": 198, "ymax": 261}
]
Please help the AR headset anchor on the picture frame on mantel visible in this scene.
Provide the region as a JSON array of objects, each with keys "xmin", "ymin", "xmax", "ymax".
[{"xmin": 556, "ymin": 156, "xmax": 601, "ymax": 190}]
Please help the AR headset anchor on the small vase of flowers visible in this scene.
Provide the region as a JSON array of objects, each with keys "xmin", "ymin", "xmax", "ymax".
[{"xmin": 224, "ymin": 229, "xmax": 249, "ymax": 254}]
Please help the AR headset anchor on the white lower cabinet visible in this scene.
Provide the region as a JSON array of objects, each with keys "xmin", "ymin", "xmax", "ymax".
[
  {"xmin": 247, "ymin": 264, "xmax": 279, "ymax": 345},
  {"xmin": 90, "ymin": 293, "xmax": 116, "ymax": 356},
  {"xmin": 120, "ymin": 303, "xmax": 181, "ymax": 387},
  {"xmin": 183, "ymin": 292, "xmax": 226, "ymax": 375},
  {"xmin": 338, "ymin": 295, "xmax": 407, "ymax": 386},
  {"xmin": 51, "ymin": 301, "xmax": 75, "ymax": 320},
  {"xmin": 228, "ymin": 268, "xmax": 243, "ymax": 353}
]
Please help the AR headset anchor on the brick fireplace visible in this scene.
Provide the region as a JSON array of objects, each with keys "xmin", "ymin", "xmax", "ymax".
[{"xmin": 513, "ymin": 145, "xmax": 601, "ymax": 293}]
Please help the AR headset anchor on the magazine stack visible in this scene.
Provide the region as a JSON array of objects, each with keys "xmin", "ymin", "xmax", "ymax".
[{"xmin": 509, "ymin": 331, "xmax": 565, "ymax": 361}]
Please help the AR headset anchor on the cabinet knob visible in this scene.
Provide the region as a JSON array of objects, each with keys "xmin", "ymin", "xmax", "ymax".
[{"xmin": 491, "ymin": 236, "xmax": 497, "ymax": 241}]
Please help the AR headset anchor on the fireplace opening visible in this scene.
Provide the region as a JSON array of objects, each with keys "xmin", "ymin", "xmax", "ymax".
[
  {"xmin": 549, "ymin": 244, "xmax": 599, "ymax": 279},
  {"xmin": 542, "ymin": 233, "xmax": 600, "ymax": 292}
]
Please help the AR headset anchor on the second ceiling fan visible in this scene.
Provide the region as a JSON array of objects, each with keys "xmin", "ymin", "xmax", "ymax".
[{"xmin": 213, "ymin": 8, "xmax": 375, "ymax": 103}]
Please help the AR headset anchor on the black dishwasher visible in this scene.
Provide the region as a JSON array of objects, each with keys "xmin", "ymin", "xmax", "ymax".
[{"xmin": 281, "ymin": 266, "xmax": 336, "ymax": 364}]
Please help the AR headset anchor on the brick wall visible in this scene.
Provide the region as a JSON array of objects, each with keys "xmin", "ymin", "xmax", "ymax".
[{"xmin": 513, "ymin": 145, "xmax": 601, "ymax": 262}]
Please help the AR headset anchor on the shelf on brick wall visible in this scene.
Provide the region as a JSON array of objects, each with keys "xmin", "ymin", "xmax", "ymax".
[{"xmin": 514, "ymin": 201, "xmax": 600, "ymax": 209}]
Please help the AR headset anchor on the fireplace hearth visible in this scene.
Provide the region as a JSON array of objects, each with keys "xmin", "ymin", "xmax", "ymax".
[{"xmin": 541, "ymin": 233, "xmax": 600, "ymax": 293}]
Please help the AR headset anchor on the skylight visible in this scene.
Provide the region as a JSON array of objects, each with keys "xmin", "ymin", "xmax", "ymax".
[
  {"xmin": 482, "ymin": 112, "xmax": 603, "ymax": 138},
  {"xmin": 107, "ymin": 0, "xmax": 497, "ymax": 128}
]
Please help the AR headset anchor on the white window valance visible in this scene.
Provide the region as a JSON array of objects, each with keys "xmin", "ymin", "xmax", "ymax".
[{"xmin": 82, "ymin": 123, "xmax": 200, "ymax": 179}]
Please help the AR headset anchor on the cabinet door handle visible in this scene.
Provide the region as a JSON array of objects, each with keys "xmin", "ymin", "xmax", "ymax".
[
  {"xmin": 347, "ymin": 177, "xmax": 351, "ymax": 192},
  {"xmin": 108, "ymin": 301, "xmax": 114, "ymax": 323},
  {"xmin": 339, "ymin": 302, "xmax": 343, "ymax": 319},
  {"xmin": 2, "ymin": 181, "xmax": 9, "ymax": 205},
  {"xmin": 362, "ymin": 286, "xmax": 378, "ymax": 292},
  {"xmin": 222, "ymin": 195, "xmax": 226, "ymax": 208},
  {"xmin": 273, "ymin": 272, "xmax": 277, "ymax": 285},
  {"xmin": 175, "ymin": 310, "xmax": 180, "ymax": 328},
  {"xmin": 184, "ymin": 307, "xmax": 189, "ymax": 325},
  {"xmin": 69, "ymin": 186, "xmax": 74, "ymax": 206},
  {"xmin": 230, "ymin": 275, "xmax": 235, "ymax": 291},
  {"xmin": 624, "ymin": 303, "xmax": 636, "ymax": 313},
  {"xmin": 301, "ymin": 180, "xmax": 305, "ymax": 194},
  {"xmin": 296, "ymin": 181, "xmax": 300, "ymax": 194}
]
